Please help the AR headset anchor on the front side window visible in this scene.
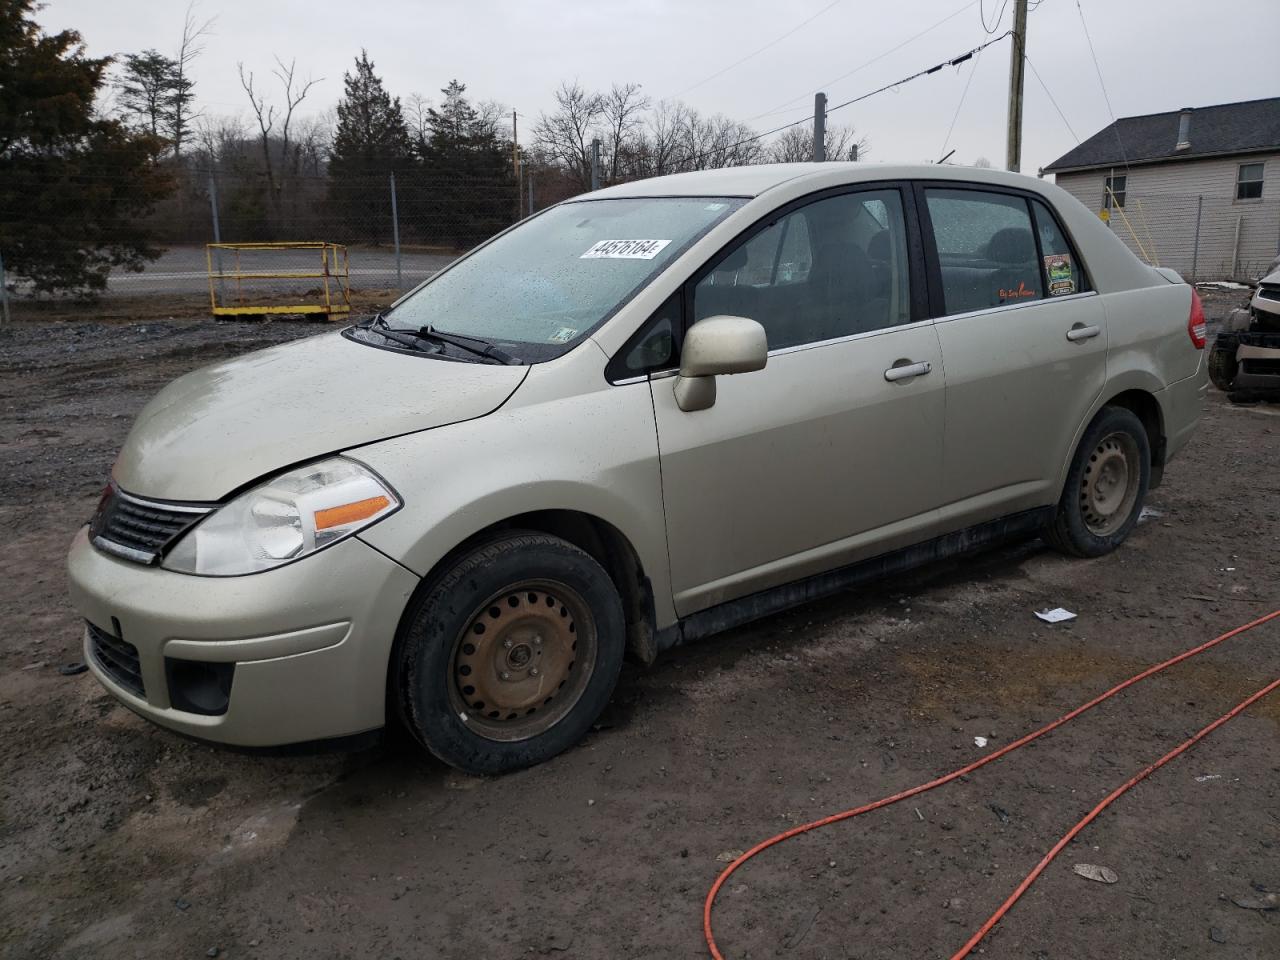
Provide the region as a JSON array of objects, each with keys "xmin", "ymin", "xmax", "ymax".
[
  {"xmin": 925, "ymin": 188, "xmax": 1043, "ymax": 314},
  {"xmin": 1103, "ymin": 174, "xmax": 1126, "ymax": 209},
  {"xmin": 384, "ymin": 197, "xmax": 743, "ymax": 361},
  {"xmin": 1236, "ymin": 162, "xmax": 1264, "ymax": 200},
  {"xmin": 692, "ymin": 188, "xmax": 912, "ymax": 351}
]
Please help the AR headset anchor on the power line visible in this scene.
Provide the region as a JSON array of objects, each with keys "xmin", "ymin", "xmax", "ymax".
[
  {"xmin": 979, "ymin": 0, "xmax": 1011, "ymax": 33},
  {"xmin": 1025, "ymin": 54, "xmax": 1078, "ymax": 142},
  {"xmin": 1074, "ymin": 0, "xmax": 1127, "ymax": 166},
  {"xmin": 667, "ymin": 31, "xmax": 1012, "ymax": 170},
  {"xmin": 743, "ymin": 0, "xmax": 981, "ymax": 123},
  {"xmin": 666, "ymin": 0, "xmax": 845, "ymax": 100},
  {"xmin": 938, "ymin": 39, "xmax": 989, "ymax": 160}
]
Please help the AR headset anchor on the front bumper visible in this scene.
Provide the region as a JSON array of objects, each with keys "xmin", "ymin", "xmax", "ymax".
[{"xmin": 67, "ymin": 527, "xmax": 419, "ymax": 746}]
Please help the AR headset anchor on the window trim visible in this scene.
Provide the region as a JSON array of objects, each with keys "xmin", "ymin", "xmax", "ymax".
[
  {"xmin": 683, "ymin": 180, "xmax": 930, "ymax": 347},
  {"xmin": 911, "ymin": 180, "xmax": 1093, "ymax": 320},
  {"xmin": 1235, "ymin": 161, "xmax": 1265, "ymax": 202},
  {"xmin": 607, "ymin": 179, "xmax": 930, "ymax": 383},
  {"xmin": 1103, "ymin": 173, "xmax": 1127, "ymax": 209}
]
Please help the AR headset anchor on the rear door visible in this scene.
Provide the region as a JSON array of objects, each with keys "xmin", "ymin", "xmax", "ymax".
[{"xmin": 916, "ymin": 183, "xmax": 1108, "ymax": 526}]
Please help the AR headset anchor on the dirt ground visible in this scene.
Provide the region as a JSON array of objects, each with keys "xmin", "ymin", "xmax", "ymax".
[{"xmin": 1, "ymin": 293, "xmax": 1278, "ymax": 960}]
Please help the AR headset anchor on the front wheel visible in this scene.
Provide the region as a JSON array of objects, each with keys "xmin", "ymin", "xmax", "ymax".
[
  {"xmin": 1043, "ymin": 406, "xmax": 1151, "ymax": 558},
  {"xmin": 395, "ymin": 532, "xmax": 625, "ymax": 774}
]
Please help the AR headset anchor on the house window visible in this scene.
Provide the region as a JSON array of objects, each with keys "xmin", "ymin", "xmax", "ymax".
[
  {"xmin": 1236, "ymin": 162, "xmax": 1264, "ymax": 201},
  {"xmin": 1103, "ymin": 174, "xmax": 1126, "ymax": 209}
]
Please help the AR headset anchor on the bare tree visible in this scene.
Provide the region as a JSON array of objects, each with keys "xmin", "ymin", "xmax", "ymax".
[
  {"xmin": 170, "ymin": 2, "xmax": 215, "ymax": 157},
  {"xmin": 972, "ymin": 155, "xmax": 993, "ymax": 168},
  {"xmin": 405, "ymin": 92, "xmax": 432, "ymax": 153},
  {"xmin": 238, "ymin": 57, "xmax": 322, "ymax": 210},
  {"xmin": 601, "ymin": 82, "xmax": 650, "ymax": 183},
  {"xmin": 767, "ymin": 123, "xmax": 868, "ymax": 163},
  {"xmin": 533, "ymin": 81, "xmax": 605, "ymax": 189}
]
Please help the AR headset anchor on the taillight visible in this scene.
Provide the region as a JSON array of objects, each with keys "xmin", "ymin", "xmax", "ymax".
[{"xmin": 1188, "ymin": 289, "xmax": 1207, "ymax": 349}]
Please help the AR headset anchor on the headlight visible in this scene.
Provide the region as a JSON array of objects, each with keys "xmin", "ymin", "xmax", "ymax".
[{"xmin": 162, "ymin": 457, "xmax": 400, "ymax": 576}]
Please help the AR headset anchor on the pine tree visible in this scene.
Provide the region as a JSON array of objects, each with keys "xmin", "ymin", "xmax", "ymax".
[
  {"xmin": 330, "ymin": 50, "xmax": 411, "ymax": 177},
  {"xmin": 420, "ymin": 80, "xmax": 514, "ymax": 247},
  {"xmin": 0, "ymin": 0, "xmax": 171, "ymax": 295},
  {"xmin": 326, "ymin": 51, "xmax": 411, "ymax": 236}
]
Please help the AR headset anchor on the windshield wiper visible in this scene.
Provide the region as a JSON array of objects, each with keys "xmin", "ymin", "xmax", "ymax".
[{"xmin": 364, "ymin": 314, "xmax": 520, "ymax": 365}]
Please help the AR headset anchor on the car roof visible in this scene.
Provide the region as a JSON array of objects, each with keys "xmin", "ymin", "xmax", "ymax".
[{"xmin": 578, "ymin": 162, "xmax": 1051, "ymax": 200}]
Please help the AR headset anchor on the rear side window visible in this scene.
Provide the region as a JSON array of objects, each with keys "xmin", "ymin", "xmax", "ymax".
[
  {"xmin": 1031, "ymin": 199, "xmax": 1090, "ymax": 297},
  {"xmin": 925, "ymin": 188, "xmax": 1043, "ymax": 314}
]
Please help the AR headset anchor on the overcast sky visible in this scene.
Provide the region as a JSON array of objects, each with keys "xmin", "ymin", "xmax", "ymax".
[{"xmin": 42, "ymin": 0, "xmax": 1280, "ymax": 176}]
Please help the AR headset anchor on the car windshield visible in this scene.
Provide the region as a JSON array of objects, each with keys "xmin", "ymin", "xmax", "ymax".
[{"xmin": 383, "ymin": 196, "xmax": 744, "ymax": 359}]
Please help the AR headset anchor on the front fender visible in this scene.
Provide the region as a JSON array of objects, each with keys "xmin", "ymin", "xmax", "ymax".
[{"xmin": 351, "ymin": 375, "xmax": 674, "ymax": 629}]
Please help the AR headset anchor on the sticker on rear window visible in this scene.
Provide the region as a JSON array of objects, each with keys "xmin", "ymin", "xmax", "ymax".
[
  {"xmin": 580, "ymin": 239, "xmax": 672, "ymax": 260},
  {"xmin": 1044, "ymin": 253, "xmax": 1076, "ymax": 296},
  {"xmin": 549, "ymin": 326, "xmax": 578, "ymax": 343}
]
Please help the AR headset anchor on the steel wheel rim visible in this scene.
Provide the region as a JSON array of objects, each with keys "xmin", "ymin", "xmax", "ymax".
[
  {"xmin": 447, "ymin": 580, "xmax": 597, "ymax": 743},
  {"xmin": 1079, "ymin": 431, "xmax": 1140, "ymax": 537}
]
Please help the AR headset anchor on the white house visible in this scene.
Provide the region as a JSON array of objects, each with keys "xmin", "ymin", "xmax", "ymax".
[{"xmin": 1043, "ymin": 97, "xmax": 1280, "ymax": 280}]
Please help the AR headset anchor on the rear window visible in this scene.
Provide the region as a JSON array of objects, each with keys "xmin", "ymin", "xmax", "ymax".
[{"xmin": 1031, "ymin": 199, "xmax": 1090, "ymax": 297}]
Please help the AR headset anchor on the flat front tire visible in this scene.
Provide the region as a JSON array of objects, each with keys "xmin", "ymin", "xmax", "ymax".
[
  {"xmin": 1044, "ymin": 406, "xmax": 1151, "ymax": 558},
  {"xmin": 395, "ymin": 532, "xmax": 625, "ymax": 774}
]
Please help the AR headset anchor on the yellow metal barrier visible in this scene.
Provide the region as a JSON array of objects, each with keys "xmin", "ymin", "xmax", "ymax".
[{"xmin": 206, "ymin": 242, "xmax": 351, "ymax": 318}]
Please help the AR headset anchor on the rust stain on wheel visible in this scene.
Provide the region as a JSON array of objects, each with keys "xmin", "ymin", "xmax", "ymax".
[
  {"xmin": 1079, "ymin": 431, "xmax": 1141, "ymax": 537},
  {"xmin": 448, "ymin": 581, "xmax": 597, "ymax": 743}
]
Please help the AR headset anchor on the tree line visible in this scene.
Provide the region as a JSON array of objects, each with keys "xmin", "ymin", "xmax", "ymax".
[{"xmin": 0, "ymin": 0, "xmax": 868, "ymax": 296}]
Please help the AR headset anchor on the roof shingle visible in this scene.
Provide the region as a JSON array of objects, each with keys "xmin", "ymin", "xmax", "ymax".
[{"xmin": 1043, "ymin": 97, "xmax": 1280, "ymax": 172}]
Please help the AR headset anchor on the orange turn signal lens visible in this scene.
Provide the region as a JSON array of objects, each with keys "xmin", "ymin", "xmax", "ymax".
[{"xmin": 314, "ymin": 495, "xmax": 391, "ymax": 531}]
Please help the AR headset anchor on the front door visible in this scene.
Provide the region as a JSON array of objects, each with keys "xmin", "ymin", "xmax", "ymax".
[{"xmin": 650, "ymin": 186, "xmax": 947, "ymax": 616}]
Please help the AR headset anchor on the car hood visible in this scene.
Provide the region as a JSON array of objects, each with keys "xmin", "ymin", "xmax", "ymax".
[{"xmin": 113, "ymin": 331, "xmax": 529, "ymax": 501}]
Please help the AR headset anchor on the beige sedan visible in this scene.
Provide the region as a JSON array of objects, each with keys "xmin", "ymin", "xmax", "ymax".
[{"xmin": 68, "ymin": 163, "xmax": 1208, "ymax": 773}]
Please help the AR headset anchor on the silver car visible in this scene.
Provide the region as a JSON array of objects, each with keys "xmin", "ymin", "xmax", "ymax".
[{"xmin": 67, "ymin": 163, "xmax": 1209, "ymax": 773}]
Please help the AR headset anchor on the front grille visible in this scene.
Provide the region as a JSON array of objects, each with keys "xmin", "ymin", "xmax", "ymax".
[
  {"xmin": 1242, "ymin": 358, "xmax": 1280, "ymax": 376},
  {"xmin": 89, "ymin": 485, "xmax": 210, "ymax": 565},
  {"xmin": 87, "ymin": 621, "xmax": 145, "ymax": 699},
  {"xmin": 1257, "ymin": 286, "xmax": 1280, "ymax": 303}
]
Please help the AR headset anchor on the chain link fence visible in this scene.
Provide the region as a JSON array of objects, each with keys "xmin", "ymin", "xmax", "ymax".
[
  {"xmin": 1, "ymin": 169, "xmax": 552, "ymax": 318},
  {"xmin": 3, "ymin": 173, "xmax": 1276, "ymax": 322},
  {"xmin": 1101, "ymin": 193, "xmax": 1280, "ymax": 282}
]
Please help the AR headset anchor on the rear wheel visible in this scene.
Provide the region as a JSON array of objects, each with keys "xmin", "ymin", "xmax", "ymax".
[
  {"xmin": 1207, "ymin": 334, "xmax": 1239, "ymax": 391},
  {"xmin": 1044, "ymin": 406, "xmax": 1151, "ymax": 558},
  {"xmin": 395, "ymin": 532, "xmax": 624, "ymax": 774}
]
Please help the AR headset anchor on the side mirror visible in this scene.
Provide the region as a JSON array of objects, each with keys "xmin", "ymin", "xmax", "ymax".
[{"xmin": 673, "ymin": 315, "xmax": 767, "ymax": 412}]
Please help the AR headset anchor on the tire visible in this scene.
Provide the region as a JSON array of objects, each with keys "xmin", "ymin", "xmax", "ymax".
[
  {"xmin": 1043, "ymin": 406, "xmax": 1151, "ymax": 558},
  {"xmin": 394, "ymin": 532, "xmax": 625, "ymax": 774},
  {"xmin": 1207, "ymin": 334, "xmax": 1238, "ymax": 391}
]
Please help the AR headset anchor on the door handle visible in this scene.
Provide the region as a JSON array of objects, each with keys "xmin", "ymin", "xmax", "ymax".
[
  {"xmin": 883, "ymin": 360, "xmax": 932, "ymax": 382},
  {"xmin": 1066, "ymin": 324, "xmax": 1101, "ymax": 342}
]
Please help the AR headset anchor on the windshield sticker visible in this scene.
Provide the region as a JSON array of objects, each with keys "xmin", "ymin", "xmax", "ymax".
[
  {"xmin": 1044, "ymin": 253, "xmax": 1076, "ymax": 296},
  {"xmin": 704, "ymin": 202, "xmax": 728, "ymax": 211},
  {"xmin": 580, "ymin": 239, "xmax": 672, "ymax": 260},
  {"xmin": 549, "ymin": 326, "xmax": 578, "ymax": 343}
]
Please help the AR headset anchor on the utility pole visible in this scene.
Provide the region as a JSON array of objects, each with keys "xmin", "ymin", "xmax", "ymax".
[
  {"xmin": 512, "ymin": 110, "xmax": 521, "ymax": 218},
  {"xmin": 1005, "ymin": 0, "xmax": 1028, "ymax": 172},
  {"xmin": 812, "ymin": 92, "xmax": 827, "ymax": 162},
  {"xmin": 590, "ymin": 138, "xmax": 601, "ymax": 191},
  {"xmin": 389, "ymin": 171, "xmax": 402, "ymax": 291}
]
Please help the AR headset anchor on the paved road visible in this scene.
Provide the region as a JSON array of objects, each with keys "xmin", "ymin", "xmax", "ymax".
[{"xmin": 104, "ymin": 245, "xmax": 456, "ymax": 297}]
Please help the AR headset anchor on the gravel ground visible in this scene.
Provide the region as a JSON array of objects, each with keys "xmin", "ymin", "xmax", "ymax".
[{"xmin": 1, "ymin": 294, "xmax": 1278, "ymax": 960}]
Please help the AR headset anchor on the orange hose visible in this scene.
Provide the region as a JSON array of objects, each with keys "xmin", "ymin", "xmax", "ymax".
[{"xmin": 703, "ymin": 608, "xmax": 1280, "ymax": 960}]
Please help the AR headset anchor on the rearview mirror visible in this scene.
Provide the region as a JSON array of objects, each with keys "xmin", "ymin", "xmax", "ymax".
[{"xmin": 674, "ymin": 315, "xmax": 768, "ymax": 412}]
